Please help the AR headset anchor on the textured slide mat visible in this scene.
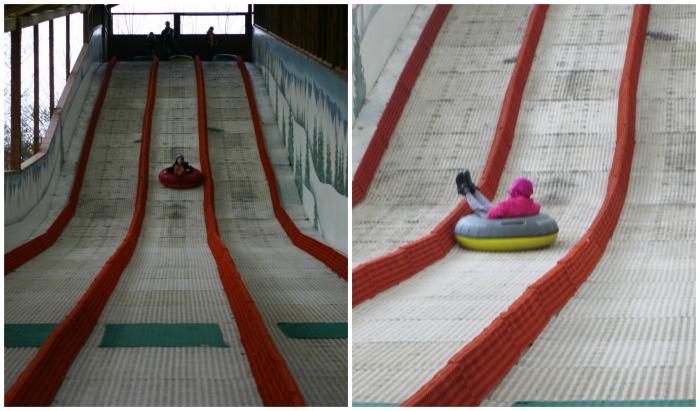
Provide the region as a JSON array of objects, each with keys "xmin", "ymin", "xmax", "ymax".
[
  {"xmin": 5, "ymin": 324, "xmax": 59, "ymax": 347},
  {"xmin": 277, "ymin": 323, "xmax": 347, "ymax": 339},
  {"xmin": 100, "ymin": 324, "xmax": 228, "ymax": 347},
  {"xmin": 513, "ymin": 400, "xmax": 696, "ymax": 407}
]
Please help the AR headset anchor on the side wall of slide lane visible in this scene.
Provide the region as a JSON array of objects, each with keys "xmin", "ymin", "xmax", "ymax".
[
  {"xmin": 352, "ymin": 6, "xmax": 549, "ymax": 307},
  {"xmin": 402, "ymin": 5, "xmax": 649, "ymax": 406},
  {"xmin": 5, "ymin": 58, "xmax": 159, "ymax": 406},
  {"xmin": 352, "ymin": 5, "xmax": 451, "ymax": 207},
  {"xmin": 193, "ymin": 57, "xmax": 305, "ymax": 407},
  {"xmin": 237, "ymin": 58, "xmax": 348, "ymax": 281},
  {"xmin": 5, "ymin": 58, "xmax": 115, "ymax": 275}
]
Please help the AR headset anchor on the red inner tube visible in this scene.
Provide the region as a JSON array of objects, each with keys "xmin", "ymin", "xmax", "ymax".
[{"xmin": 158, "ymin": 168, "xmax": 203, "ymax": 189}]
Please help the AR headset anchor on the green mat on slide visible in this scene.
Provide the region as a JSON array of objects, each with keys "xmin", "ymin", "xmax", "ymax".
[
  {"xmin": 513, "ymin": 400, "xmax": 696, "ymax": 407},
  {"xmin": 5, "ymin": 324, "xmax": 59, "ymax": 347},
  {"xmin": 353, "ymin": 400, "xmax": 696, "ymax": 407},
  {"xmin": 352, "ymin": 403, "xmax": 399, "ymax": 407},
  {"xmin": 100, "ymin": 323, "xmax": 228, "ymax": 347},
  {"xmin": 277, "ymin": 322, "xmax": 347, "ymax": 339}
]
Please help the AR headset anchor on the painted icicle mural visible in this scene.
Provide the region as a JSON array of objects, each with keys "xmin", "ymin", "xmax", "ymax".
[{"xmin": 252, "ymin": 28, "xmax": 348, "ymax": 253}]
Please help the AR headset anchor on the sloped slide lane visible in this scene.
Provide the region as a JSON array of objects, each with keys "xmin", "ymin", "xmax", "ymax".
[
  {"xmin": 405, "ymin": 5, "xmax": 648, "ymax": 405},
  {"xmin": 352, "ymin": 4, "xmax": 546, "ymax": 307},
  {"xmin": 195, "ymin": 57, "xmax": 304, "ymax": 406},
  {"xmin": 202, "ymin": 60, "xmax": 348, "ymax": 406},
  {"xmin": 49, "ymin": 60, "xmax": 263, "ymax": 407},
  {"xmin": 352, "ymin": 5, "xmax": 531, "ymax": 268},
  {"xmin": 484, "ymin": 5, "xmax": 694, "ymax": 405},
  {"xmin": 4, "ymin": 58, "xmax": 150, "ymax": 405},
  {"xmin": 353, "ymin": 4, "xmax": 636, "ymax": 406}
]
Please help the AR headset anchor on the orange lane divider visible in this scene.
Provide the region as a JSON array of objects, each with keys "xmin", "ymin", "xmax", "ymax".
[
  {"xmin": 5, "ymin": 57, "xmax": 159, "ymax": 406},
  {"xmin": 352, "ymin": 5, "xmax": 549, "ymax": 307},
  {"xmin": 5, "ymin": 58, "xmax": 120, "ymax": 275},
  {"xmin": 402, "ymin": 5, "xmax": 649, "ymax": 406},
  {"xmin": 352, "ymin": 5, "xmax": 452, "ymax": 208},
  {"xmin": 237, "ymin": 57, "xmax": 348, "ymax": 281},
  {"xmin": 193, "ymin": 57, "xmax": 305, "ymax": 406}
]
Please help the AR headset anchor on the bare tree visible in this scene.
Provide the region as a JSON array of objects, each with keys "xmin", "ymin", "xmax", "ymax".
[{"xmin": 4, "ymin": 15, "xmax": 84, "ymax": 169}]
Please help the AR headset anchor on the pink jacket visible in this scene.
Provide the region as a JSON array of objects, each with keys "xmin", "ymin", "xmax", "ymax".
[{"xmin": 486, "ymin": 177, "xmax": 541, "ymax": 219}]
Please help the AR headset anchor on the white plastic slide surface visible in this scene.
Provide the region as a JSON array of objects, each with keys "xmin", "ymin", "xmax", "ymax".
[{"xmin": 353, "ymin": 4, "xmax": 635, "ymax": 405}]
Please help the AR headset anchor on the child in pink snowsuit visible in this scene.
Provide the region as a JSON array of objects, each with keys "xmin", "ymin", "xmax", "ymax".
[
  {"xmin": 456, "ymin": 171, "xmax": 540, "ymax": 219},
  {"xmin": 485, "ymin": 177, "xmax": 541, "ymax": 218}
]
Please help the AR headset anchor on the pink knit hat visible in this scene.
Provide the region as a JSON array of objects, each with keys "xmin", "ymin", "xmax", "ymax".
[{"xmin": 508, "ymin": 177, "xmax": 534, "ymax": 198}]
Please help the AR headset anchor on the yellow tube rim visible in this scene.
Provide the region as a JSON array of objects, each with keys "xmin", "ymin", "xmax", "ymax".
[{"xmin": 455, "ymin": 232, "xmax": 558, "ymax": 252}]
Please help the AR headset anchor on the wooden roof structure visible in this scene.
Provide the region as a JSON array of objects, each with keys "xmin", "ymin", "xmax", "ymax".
[{"xmin": 4, "ymin": 4, "xmax": 95, "ymax": 32}]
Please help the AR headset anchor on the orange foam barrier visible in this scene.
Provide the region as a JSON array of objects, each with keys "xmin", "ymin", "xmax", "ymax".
[
  {"xmin": 352, "ymin": 5, "xmax": 452, "ymax": 208},
  {"xmin": 352, "ymin": 5, "xmax": 549, "ymax": 307},
  {"xmin": 237, "ymin": 58, "xmax": 348, "ymax": 281},
  {"xmin": 193, "ymin": 57, "xmax": 305, "ymax": 406},
  {"xmin": 5, "ymin": 58, "xmax": 120, "ymax": 276},
  {"xmin": 402, "ymin": 5, "xmax": 649, "ymax": 406},
  {"xmin": 5, "ymin": 56, "xmax": 158, "ymax": 406}
]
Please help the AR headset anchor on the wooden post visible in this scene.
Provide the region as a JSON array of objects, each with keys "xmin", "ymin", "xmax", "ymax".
[
  {"xmin": 66, "ymin": 14, "xmax": 71, "ymax": 79},
  {"xmin": 342, "ymin": 5, "xmax": 348, "ymax": 70},
  {"xmin": 174, "ymin": 14, "xmax": 181, "ymax": 37},
  {"xmin": 49, "ymin": 19, "xmax": 55, "ymax": 114},
  {"xmin": 246, "ymin": 4, "xmax": 253, "ymax": 60},
  {"xmin": 34, "ymin": 24, "xmax": 40, "ymax": 154},
  {"xmin": 83, "ymin": 9, "xmax": 90, "ymax": 43},
  {"xmin": 10, "ymin": 27, "xmax": 22, "ymax": 170}
]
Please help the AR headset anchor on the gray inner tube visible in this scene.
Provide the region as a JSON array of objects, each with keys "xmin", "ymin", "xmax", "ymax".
[{"xmin": 455, "ymin": 213, "xmax": 559, "ymax": 239}]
